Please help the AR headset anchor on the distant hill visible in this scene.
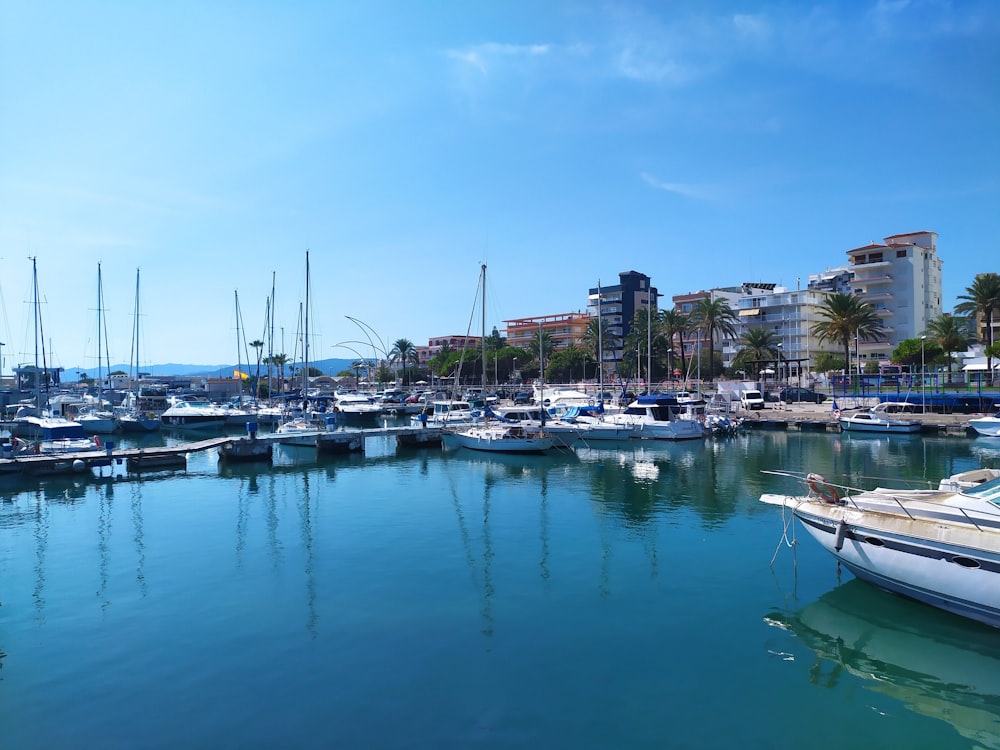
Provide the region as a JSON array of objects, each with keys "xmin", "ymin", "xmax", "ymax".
[{"xmin": 66, "ymin": 358, "xmax": 360, "ymax": 380}]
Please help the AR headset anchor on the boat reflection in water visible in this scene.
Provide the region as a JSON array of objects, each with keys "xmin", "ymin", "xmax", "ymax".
[{"xmin": 765, "ymin": 580, "xmax": 1000, "ymax": 747}]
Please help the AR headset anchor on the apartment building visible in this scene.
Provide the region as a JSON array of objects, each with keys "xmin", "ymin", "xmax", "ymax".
[
  {"xmin": 588, "ymin": 271, "xmax": 658, "ymax": 374},
  {"xmin": 846, "ymin": 231, "xmax": 943, "ymax": 364},
  {"xmin": 503, "ymin": 313, "xmax": 590, "ymax": 351}
]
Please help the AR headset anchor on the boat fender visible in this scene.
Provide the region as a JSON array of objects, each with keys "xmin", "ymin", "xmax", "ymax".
[
  {"xmin": 834, "ymin": 520, "xmax": 847, "ymax": 552},
  {"xmin": 806, "ymin": 473, "xmax": 841, "ymax": 505},
  {"xmin": 833, "ymin": 409, "xmax": 841, "ymax": 419},
  {"xmin": 94, "ymin": 435, "xmax": 102, "ymax": 448}
]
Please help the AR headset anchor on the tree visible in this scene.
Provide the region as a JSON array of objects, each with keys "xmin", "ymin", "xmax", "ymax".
[
  {"xmin": 924, "ymin": 314, "xmax": 972, "ymax": 385},
  {"xmin": 810, "ymin": 293, "xmax": 885, "ymax": 375},
  {"xmin": 389, "ymin": 338, "xmax": 417, "ymax": 387},
  {"xmin": 248, "ymin": 339, "xmax": 264, "ymax": 398},
  {"xmin": 581, "ymin": 317, "xmax": 618, "ymax": 381},
  {"xmin": 813, "ymin": 351, "xmax": 845, "ymax": 373},
  {"xmin": 263, "ymin": 353, "xmax": 289, "ymax": 393},
  {"xmin": 892, "ymin": 338, "xmax": 942, "ymax": 368},
  {"xmin": 526, "ymin": 331, "xmax": 555, "ymax": 376},
  {"xmin": 691, "ymin": 298, "xmax": 737, "ymax": 380},
  {"xmin": 731, "ymin": 327, "xmax": 778, "ymax": 379},
  {"xmin": 657, "ymin": 309, "xmax": 690, "ymax": 382},
  {"xmin": 956, "ymin": 272, "xmax": 1000, "ymax": 378},
  {"xmin": 547, "ymin": 344, "xmax": 590, "ymax": 383}
]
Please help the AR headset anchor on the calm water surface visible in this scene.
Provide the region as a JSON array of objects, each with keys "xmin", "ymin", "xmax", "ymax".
[{"xmin": 2, "ymin": 429, "xmax": 1000, "ymax": 749}]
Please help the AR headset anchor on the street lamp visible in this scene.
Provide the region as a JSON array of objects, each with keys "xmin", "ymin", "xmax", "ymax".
[
  {"xmin": 776, "ymin": 342, "xmax": 783, "ymax": 386},
  {"xmin": 921, "ymin": 335, "xmax": 927, "ymax": 413}
]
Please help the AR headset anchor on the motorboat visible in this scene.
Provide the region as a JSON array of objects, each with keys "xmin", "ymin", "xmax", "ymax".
[
  {"xmin": 839, "ymin": 402, "xmax": 922, "ymax": 433},
  {"xmin": 115, "ymin": 382, "xmax": 167, "ymax": 432},
  {"xmin": 10, "ymin": 415, "xmax": 100, "ymax": 453},
  {"xmin": 969, "ymin": 414, "xmax": 1000, "ymax": 437},
  {"xmin": 759, "ymin": 467, "xmax": 1000, "ymax": 629},
  {"xmin": 334, "ymin": 392, "xmax": 383, "ymax": 422},
  {"xmin": 410, "ymin": 400, "xmax": 478, "ymax": 428},
  {"xmin": 274, "ymin": 416, "xmax": 334, "ymax": 447},
  {"xmin": 72, "ymin": 405, "xmax": 118, "ymax": 435},
  {"xmin": 491, "ymin": 405, "xmax": 582, "ymax": 448},
  {"xmin": 442, "ymin": 422, "xmax": 553, "ymax": 454},
  {"xmin": 601, "ymin": 394, "xmax": 705, "ymax": 441},
  {"xmin": 160, "ymin": 400, "xmax": 228, "ymax": 431}
]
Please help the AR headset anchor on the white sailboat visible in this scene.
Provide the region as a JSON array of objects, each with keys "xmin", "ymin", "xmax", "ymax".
[
  {"xmin": 443, "ymin": 264, "xmax": 553, "ymax": 454},
  {"xmin": 115, "ymin": 268, "xmax": 162, "ymax": 432},
  {"xmin": 76, "ymin": 263, "xmax": 118, "ymax": 434}
]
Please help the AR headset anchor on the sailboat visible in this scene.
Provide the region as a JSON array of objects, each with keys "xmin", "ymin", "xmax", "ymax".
[
  {"xmin": 442, "ymin": 264, "xmax": 553, "ymax": 454},
  {"xmin": 12, "ymin": 258, "xmax": 101, "ymax": 452},
  {"xmin": 76, "ymin": 263, "xmax": 118, "ymax": 434},
  {"xmin": 115, "ymin": 269, "xmax": 163, "ymax": 432}
]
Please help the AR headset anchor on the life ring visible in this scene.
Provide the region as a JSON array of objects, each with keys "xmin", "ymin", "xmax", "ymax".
[
  {"xmin": 806, "ymin": 473, "xmax": 841, "ymax": 504},
  {"xmin": 832, "ymin": 409, "xmax": 842, "ymax": 419}
]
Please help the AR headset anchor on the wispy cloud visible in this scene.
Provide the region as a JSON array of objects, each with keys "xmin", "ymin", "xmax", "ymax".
[
  {"xmin": 446, "ymin": 42, "xmax": 552, "ymax": 77},
  {"xmin": 640, "ymin": 172, "xmax": 713, "ymax": 201}
]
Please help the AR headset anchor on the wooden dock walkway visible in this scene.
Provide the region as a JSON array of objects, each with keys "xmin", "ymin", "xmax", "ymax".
[{"xmin": 0, "ymin": 427, "xmax": 444, "ymax": 478}]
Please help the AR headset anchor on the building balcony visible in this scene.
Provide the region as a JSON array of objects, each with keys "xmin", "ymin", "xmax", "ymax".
[
  {"xmin": 856, "ymin": 290, "xmax": 894, "ymax": 302},
  {"xmin": 854, "ymin": 274, "xmax": 893, "ymax": 286},
  {"xmin": 849, "ymin": 260, "xmax": 891, "ymax": 271}
]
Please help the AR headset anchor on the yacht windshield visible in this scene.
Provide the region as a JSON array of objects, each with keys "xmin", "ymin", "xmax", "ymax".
[{"xmin": 965, "ymin": 475, "xmax": 1000, "ymax": 504}]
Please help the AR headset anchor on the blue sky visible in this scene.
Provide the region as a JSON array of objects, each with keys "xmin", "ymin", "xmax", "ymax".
[{"xmin": 1, "ymin": 0, "xmax": 997, "ymax": 373}]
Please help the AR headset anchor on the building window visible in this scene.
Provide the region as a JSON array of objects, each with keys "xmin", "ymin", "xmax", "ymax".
[
  {"xmin": 896, "ymin": 249, "xmax": 907, "ymax": 258},
  {"xmin": 869, "ymin": 252, "xmax": 883, "ymax": 263}
]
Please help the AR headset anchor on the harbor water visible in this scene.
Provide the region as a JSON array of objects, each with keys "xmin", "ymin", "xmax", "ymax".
[{"xmin": 3, "ymin": 429, "xmax": 1000, "ymax": 749}]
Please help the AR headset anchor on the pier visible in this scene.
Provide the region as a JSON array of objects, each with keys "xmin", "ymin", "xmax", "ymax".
[{"xmin": 0, "ymin": 426, "xmax": 444, "ymax": 478}]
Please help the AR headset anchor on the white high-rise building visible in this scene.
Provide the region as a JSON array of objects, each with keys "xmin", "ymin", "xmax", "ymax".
[{"xmin": 846, "ymin": 231, "xmax": 943, "ymax": 364}]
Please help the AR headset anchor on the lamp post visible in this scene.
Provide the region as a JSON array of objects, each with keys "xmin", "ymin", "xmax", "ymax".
[
  {"xmin": 513, "ymin": 357, "xmax": 518, "ymax": 384},
  {"xmin": 920, "ymin": 335, "xmax": 927, "ymax": 413},
  {"xmin": 776, "ymin": 342, "xmax": 783, "ymax": 387}
]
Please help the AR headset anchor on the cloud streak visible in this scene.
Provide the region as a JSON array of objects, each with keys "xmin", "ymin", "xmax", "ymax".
[{"xmin": 640, "ymin": 172, "xmax": 713, "ymax": 201}]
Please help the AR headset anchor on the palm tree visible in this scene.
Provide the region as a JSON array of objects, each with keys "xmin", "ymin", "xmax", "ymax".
[
  {"xmin": 389, "ymin": 338, "xmax": 417, "ymax": 387},
  {"xmin": 924, "ymin": 314, "xmax": 972, "ymax": 386},
  {"xmin": 657, "ymin": 309, "xmax": 690, "ymax": 382},
  {"xmin": 691, "ymin": 298, "xmax": 737, "ymax": 380},
  {"xmin": 582, "ymin": 317, "xmax": 617, "ymax": 381},
  {"xmin": 263, "ymin": 352, "xmax": 289, "ymax": 394},
  {"xmin": 811, "ymin": 293, "xmax": 885, "ymax": 376},
  {"xmin": 733, "ymin": 327, "xmax": 779, "ymax": 379},
  {"xmin": 956, "ymin": 272, "xmax": 1000, "ymax": 377},
  {"xmin": 248, "ymin": 339, "xmax": 264, "ymax": 397},
  {"xmin": 526, "ymin": 331, "xmax": 554, "ymax": 377}
]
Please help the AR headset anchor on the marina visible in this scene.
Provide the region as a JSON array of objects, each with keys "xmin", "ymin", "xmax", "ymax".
[{"xmin": 3, "ymin": 428, "xmax": 1000, "ymax": 748}]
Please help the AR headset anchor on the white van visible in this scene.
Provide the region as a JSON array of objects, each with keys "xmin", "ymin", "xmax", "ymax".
[{"xmin": 740, "ymin": 389, "xmax": 765, "ymax": 410}]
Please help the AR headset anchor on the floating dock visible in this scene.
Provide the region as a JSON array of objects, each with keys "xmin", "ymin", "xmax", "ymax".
[{"xmin": 0, "ymin": 427, "xmax": 444, "ymax": 477}]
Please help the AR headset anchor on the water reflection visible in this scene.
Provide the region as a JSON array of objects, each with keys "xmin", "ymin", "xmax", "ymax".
[{"xmin": 766, "ymin": 580, "xmax": 1000, "ymax": 747}]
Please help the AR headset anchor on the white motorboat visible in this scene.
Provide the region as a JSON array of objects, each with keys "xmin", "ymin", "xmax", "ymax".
[
  {"xmin": 760, "ymin": 467, "xmax": 1000, "ymax": 629},
  {"xmin": 74, "ymin": 406, "xmax": 118, "ymax": 435},
  {"xmin": 160, "ymin": 400, "xmax": 228, "ymax": 431},
  {"xmin": 442, "ymin": 422, "xmax": 553, "ymax": 454},
  {"xmin": 601, "ymin": 394, "xmax": 705, "ymax": 441},
  {"xmin": 839, "ymin": 402, "xmax": 922, "ymax": 433},
  {"xmin": 334, "ymin": 392, "xmax": 383, "ymax": 422},
  {"xmin": 11, "ymin": 416, "xmax": 100, "ymax": 454},
  {"xmin": 969, "ymin": 414, "xmax": 1000, "ymax": 437},
  {"xmin": 274, "ymin": 416, "xmax": 334, "ymax": 447},
  {"xmin": 411, "ymin": 400, "xmax": 477, "ymax": 428},
  {"xmin": 491, "ymin": 405, "xmax": 582, "ymax": 448}
]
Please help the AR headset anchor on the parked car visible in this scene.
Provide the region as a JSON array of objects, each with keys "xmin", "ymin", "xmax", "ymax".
[
  {"xmin": 513, "ymin": 391, "xmax": 533, "ymax": 405},
  {"xmin": 779, "ymin": 387, "xmax": 827, "ymax": 404}
]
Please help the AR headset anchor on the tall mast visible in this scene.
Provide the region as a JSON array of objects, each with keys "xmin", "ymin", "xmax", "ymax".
[
  {"xmin": 31, "ymin": 257, "xmax": 40, "ymax": 406},
  {"xmin": 597, "ymin": 280, "xmax": 603, "ymax": 396},
  {"xmin": 481, "ymin": 263, "xmax": 486, "ymax": 392},
  {"xmin": 303, "ymin": 251, "xmax": 310, "ymax": 396},
  {"xmin": 647, "ymin": 282, "xmax": 652, "ymax": 395},
  {"xmin": 97, "ymin": 264, "xmax": 102, "ymax": 396}
]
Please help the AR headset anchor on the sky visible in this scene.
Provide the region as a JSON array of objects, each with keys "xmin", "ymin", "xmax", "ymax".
[{"xmin": 1, "ymin": 0, "xmax": 998, "ymax": 375}]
